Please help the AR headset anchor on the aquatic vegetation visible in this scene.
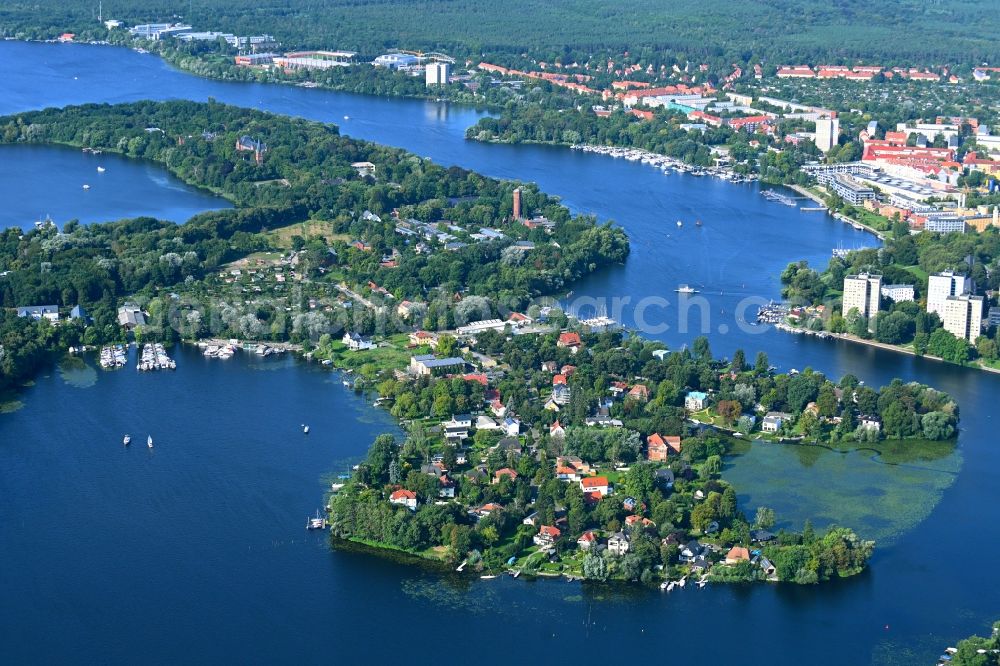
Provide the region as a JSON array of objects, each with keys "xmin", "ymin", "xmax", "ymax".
[
  {"xmin": 58, "ymin": 356, "xmax": 98, "ymax": 388},
  {"xmin": 724, "ymin": 439, "xmax": 961, "ymax": 545}
]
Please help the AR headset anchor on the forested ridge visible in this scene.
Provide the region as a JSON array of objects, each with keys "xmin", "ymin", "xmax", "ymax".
[{"xmin": 2, "ymin": 0, "xmax": 998, "ymax": 66}]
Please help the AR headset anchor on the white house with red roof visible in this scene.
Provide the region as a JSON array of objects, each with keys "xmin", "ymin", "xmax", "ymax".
[
  {"xmin": 389, "ymin": 488, "xmax": 418, "ymax": 510},
  {"xmin": 580, "ymin": 476, "xmax": 610, "ymax": 496},
  {"xmin": 577, "ymin": 530, "xmax": 598, "ymax": 550},
  {"xmin": 534, "ymin": 525, "xmax": 562, "ymax": 547},
  {"xmin": 557, "ymin": 331, "xmax": 582, "ymax": 351},
  {"xmin": 550, "ymin": 420, "xmax": 566, "ymax": 439}
]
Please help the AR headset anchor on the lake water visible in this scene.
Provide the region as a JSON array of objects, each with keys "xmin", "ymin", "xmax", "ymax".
[
  {"xmin": 1, "ymin": 41, "xmax": 998, "ymax": 664},
  {"xmin": 0, "ymin": 145, "xmax": 229, "ymax": 229}
]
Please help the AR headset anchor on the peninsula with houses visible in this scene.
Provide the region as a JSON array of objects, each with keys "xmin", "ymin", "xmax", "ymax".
[{"xmin": 328, "ymin": 327, "xmax": 956, "ymax": 585}]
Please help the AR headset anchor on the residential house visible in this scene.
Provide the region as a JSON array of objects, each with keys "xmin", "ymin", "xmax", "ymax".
[
  {"xmin": 757, "ymin": 556, "xmax": 777, "ymax": 577},
  {"xmin": 438, "ymin": 476, "xmax": 456, "ymax": 498},
  {"xmin": 725, "ymin": 546, "xmax": 751, "ymax": 565},
  {"xmin": 556, "ymin": 465, "xmax": 581, "ymax": 481},
  {"xmin": 389, "ymin": 489, "xmax": 417, "ymax": 510},
  {"xmin": 396, "ymin": 300, "xmax": 422, "ymax": 318},
  {"xmin": 762, "ymin": 411, "xmax": 793, "ymax": 433},
  {"xmin": 476, "ymin": 415, "xmax": 499, "ymax": 430},
  {"xmin": 69, "ymin": 305, "xmax": 89, "ymax": 323},
  {"xmin": 655, "ymin": 468, "xmax": 675, "ymax": 489},
  {"xmin": 580, "ymin": 476, "xmax": 610, "ymax": 496},
  {"xmin": 493, "ymin": 468, "xmax": 518, "ymax": 484},
  {"xmin": 507, "ymin": 312, "xmax": 533, "ymax": 327},
  {"xmin": 685, "ymin": 391, "xmax": 709, "ymax": 411},
  {"xmin": 342, "ymin": 331, "xmax": 375, "ymax": 351},
  {"xmin": 473, "ymin": 503, "xmax": 502, "ymax": 519},
  {"xmin": 679, "ymin": 541, "xmax": 704, "ymax": 563},
  {"xmin": 534, "ymin": 525, "xmax": 562, "ymax": 547},
  {"xmin": 557, "ymin": 331, "xmax": 582, "ymax": 352},
  {"xmin": 608, "ymin": 532, "xmax": 630, "ymax": 556},
  {"xmin": 442, "ymin": 414, "xmax": 472, "ymax": 443},
  {"xmin": 522, "ymin": 511, "xmax": 539, "ymax": 526},
  {"xmin": 628, "ymin": 384, "xmax": 650, "ymax": 402},
  {"xmin": 544, "ymin": 397, "xmax": 562, "ymax": 412},
  {"xmin": 625, "ymin": 515, "xmax": 655, "ymax": 530},
  {"xmin": 496, "ymin": 437, "xmax": 523, "ymax": 457},
  {"xmin": 502, "ymin": 417, "xmax": 521, "ymax": 436},
  {"xmin": 549, "ymin": 420, "xmax": 566, "ymax": 438},
  {"xmin": 16, "ymin": 305, "xmax": 59, "ymax": 323},
  {"xmin": 408, "ymin": 330, "xmax": 437, "ymax": 347},
  {"xmin": 552, "ymin": 383, "xmax": 572, "ymax": 405},
  {"xmin": 557, "ymin": 456, "xmax": 592, "ymax": 476},
  {"xmin": 646, "ymin": 433, "xmax": 681, "ymax": 461},
  {"xmin": 577, "ymin": 530, "xmax": 598, "ymax": 551},
  {"xmin": 859, "ymin": 415, "xmax": 882, "ymax": 431}
]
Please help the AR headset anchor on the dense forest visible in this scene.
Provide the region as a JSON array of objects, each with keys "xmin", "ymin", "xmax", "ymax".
[
  {"xmin": 2, "ymin": 0, "xmax": 999, "ymax": 66},
  {"xmin": 0, "ymin": 101, "xmax": 628, "ymax": 389}
]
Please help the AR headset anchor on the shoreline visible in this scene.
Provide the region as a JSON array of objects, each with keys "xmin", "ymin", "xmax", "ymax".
[
  {"xmin": 788, "ymin": 184, "xmax": 886, "ymax": 240},
  {"xmin": 773, "ymin": 323, "xmax": 1000, "ymax": 375}
]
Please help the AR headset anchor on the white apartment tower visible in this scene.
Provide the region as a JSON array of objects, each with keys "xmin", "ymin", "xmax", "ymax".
[
  {"xmin": 843, "ymin": 273, "xmax": 882, "ymax": 328},
  {"xmin": 815, "ymin": 114, "xmax": 840, "ymax": 153},
  {"xmin": 941, "ymin": 295, "xmax": 984, "ymax": 343},
  {"xmin": 927, "ymin": 271, "xmax": 970, "ymax": 317},
  {"xmin": 425, "ymin": 61, "xmax": 451, "ymax": 87}
]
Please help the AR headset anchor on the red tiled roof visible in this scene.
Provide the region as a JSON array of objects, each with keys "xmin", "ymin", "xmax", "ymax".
[
  {"xmin": 558, "ymin": 332, "xmax": 582, "ymax": 346},
  {"xmin": 390, "ymin": 489, "xmax": 416, "ymax": 500},
  {"xmin": 581, "ymin": 476, "xmax": 609, "ymax": 489}
]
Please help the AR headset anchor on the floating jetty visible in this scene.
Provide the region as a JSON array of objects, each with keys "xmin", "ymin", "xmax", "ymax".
[
  {"xmin": 761, "ymin": 190, "xmax": 798, "ymax": 207},
  {"xmin": 99, "ymin": 345, "xmax": 127, "ymax": 369},
  {"xmin": 137, "ymin": 343, "xmax": 175, "ymax": 371},
  {"xmin": 570, "ymin": 145, "xmax": 756, "ymax": 183},
  {"xmin": 756, "ymin": 301, "xmax": 789, "ymax": 324}
]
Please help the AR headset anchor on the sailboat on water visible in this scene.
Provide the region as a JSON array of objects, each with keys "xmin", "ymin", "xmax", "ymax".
[{"xmin": 147, "ymin": 435, "xmax": 153, "ymax": 448}]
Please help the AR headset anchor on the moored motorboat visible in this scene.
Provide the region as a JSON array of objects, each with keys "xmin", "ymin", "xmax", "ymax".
[
  {"xmin": 123, "ymin": 434, "xmax": 131, "ymax": 446},
  {"xmin": 147, "ymin": 435, "xmax": 153, "ymax": 448}
]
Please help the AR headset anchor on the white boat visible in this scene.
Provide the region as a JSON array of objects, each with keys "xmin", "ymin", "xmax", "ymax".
[
  {"xmin": 306, "ymin": 509, "xmax": 327, "ymax": 530},
  {"xmin": 82, "ymin": 184, "xmax": 90, "ymax": 190},
  {"xmin": 678, "ymin": 577, "xmax": 687, "ymax": 588},
  {"xmin": 147, "ymin": 435, "xmax": 153, "ymax": 448},
  {"xmin": 123, "ymin": 435, "xmax": 131, "ymax": 446},
  {"xmin": 96, "ymin": 166, "xmax": 106, "ymax": 173},
  {"xmin": 302, "ymin": 424, "xmax": 310, "ymax": 434},
  {"xmin": 675, "ymin": 284, "xmax": 699, "ymax": 294},
  {"xmin": 343, "ymin": 115, "xmax": 350, "ymax": 120},
  {"xmin": 676, "ymin": 220, "xmax": 683, "ymax": 227}
]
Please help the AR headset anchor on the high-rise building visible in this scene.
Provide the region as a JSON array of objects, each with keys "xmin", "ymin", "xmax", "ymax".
[
  {"xmin": 941, "ymin": 294, "xmax": 984, "ymax": 343},
  {"xmin": 512, "ymin": 187, "xmax": 522, "ymax": 220},
  {"xmin": 815, "ymin": 114, "xmax": 840, "ymax": 153},
  {"xmin": 842, "ymin": 273, "xmax": 882, "ymax": 329},
  {"xmin": 927, "ymin": 271, "xmax": 970, "ymax": 317},
  {"xmin": 425, "ymin": 61, "xmax": 451, "ymax": 87}
]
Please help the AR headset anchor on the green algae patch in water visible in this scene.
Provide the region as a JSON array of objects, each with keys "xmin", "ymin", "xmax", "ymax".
[
  {"xmin": 58, "ymin": 356, "xmax": 98, "ymax": 389},
  {"xmin": 724, "ymin": 438, "xmax": 961, "ymax": 546}
]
